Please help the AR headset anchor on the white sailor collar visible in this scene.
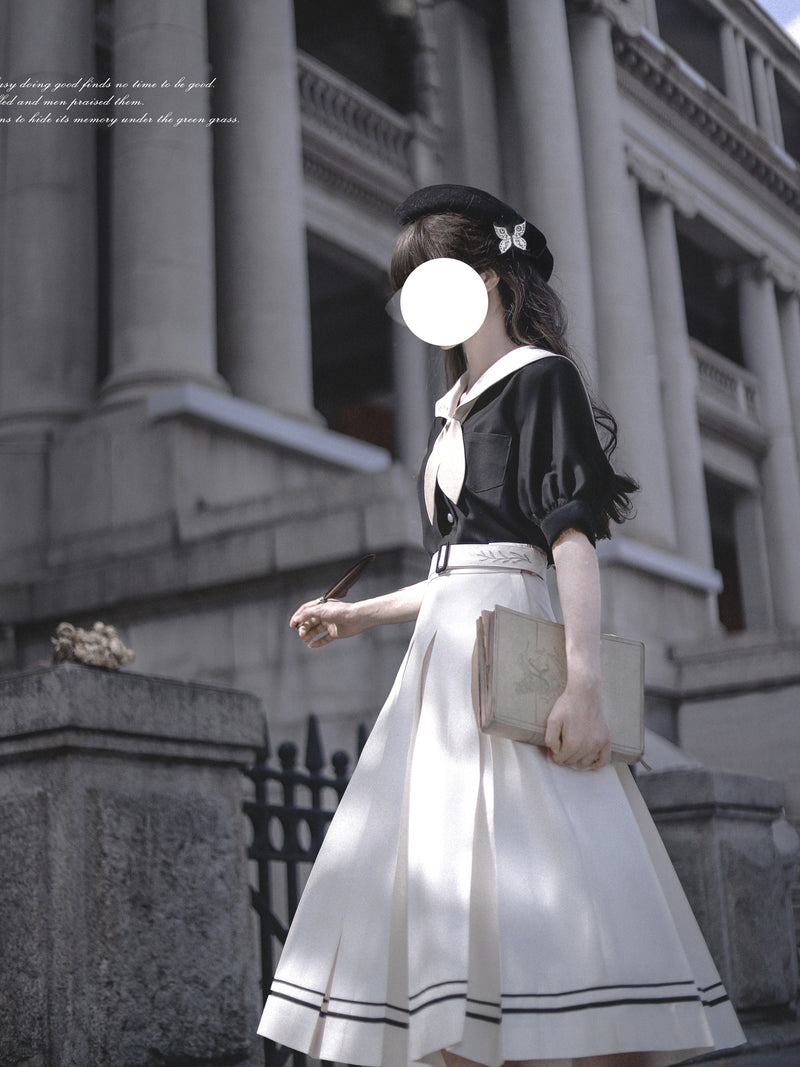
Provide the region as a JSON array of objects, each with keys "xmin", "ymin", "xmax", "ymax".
[{"xmin": 433, "ymin": 346, "xmax": 557, "ymax": 420}]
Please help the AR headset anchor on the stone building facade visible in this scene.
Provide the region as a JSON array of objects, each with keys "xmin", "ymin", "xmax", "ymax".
[{"xmin": 1, "ymin": 0, "xmax": 800, "ymax": 825}]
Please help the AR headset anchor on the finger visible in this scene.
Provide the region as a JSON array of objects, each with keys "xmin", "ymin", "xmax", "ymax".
[
  {"xmin": 549, "ymin": 742, "xmax": 568, "ymax": 765},
  {"xmin": 544, "ymin": 718, "xmax": 562, "ymax": 755},
  {"xmin": 308, "ymin": 628, "xmax": 332, "ymax": 648},
  {"xmin": 297, "ymin": 618, "xmax": 322, "ymax": 641},
  {"xmin": 591, "ymin": 742, "xmax": 612, "ymax": 770},
  {"xmin": 291, "ymin": 600, "xmax": 321, "ymax": 627},
  {"xmin": 582, "ymin": 743, "xmax": 611, "ymax": 770},
  {"xmin": 561, "ymin": 749, "xmax": 586, "ymax": 767}
]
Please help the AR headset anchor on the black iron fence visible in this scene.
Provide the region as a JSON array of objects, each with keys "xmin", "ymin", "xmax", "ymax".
[{"xmin": 243, "ymin": 715, "xmax": 366, "ymax": 1067}]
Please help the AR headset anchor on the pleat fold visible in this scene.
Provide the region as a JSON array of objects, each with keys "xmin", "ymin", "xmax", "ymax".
[{"xmin": 259, "ymin": 558, "xmax": 745, "ymax": 1067}]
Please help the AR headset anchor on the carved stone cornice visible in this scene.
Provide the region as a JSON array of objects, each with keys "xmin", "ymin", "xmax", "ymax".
[
  {"xmin": 568, "ymin": 0, "xmax": 641, "ymax": 36},
  {"xmin": 613, "ymin": 27, "xmax": 800, "ymax": 216},
  {"xmin": 625, "ymin": 144, "xmax": 699, "ymax": 217}
]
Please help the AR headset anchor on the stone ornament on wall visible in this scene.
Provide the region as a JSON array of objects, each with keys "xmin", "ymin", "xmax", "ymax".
[
  {"xmin": 51, "ymin": 621, "xmax": 134, "ymax": 670},
  {"xmin": 624, "ymin": 143, "xmax": 699, "ymax": 218}
]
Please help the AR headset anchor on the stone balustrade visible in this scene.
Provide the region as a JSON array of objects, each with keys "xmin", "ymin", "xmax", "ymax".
[{"xmin": 691, "ymin": 338, "xmax": 761, "ymax": 421}]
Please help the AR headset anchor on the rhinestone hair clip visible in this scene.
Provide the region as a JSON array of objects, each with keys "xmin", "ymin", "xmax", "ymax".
[{"xmin": 493, "ymin": 221, "xmax": 527, "ymax": 254}]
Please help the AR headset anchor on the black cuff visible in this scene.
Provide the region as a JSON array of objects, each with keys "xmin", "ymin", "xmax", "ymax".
[{"xmin": 540, "ymin": 500, "xmax": 597, "ymax": 550}]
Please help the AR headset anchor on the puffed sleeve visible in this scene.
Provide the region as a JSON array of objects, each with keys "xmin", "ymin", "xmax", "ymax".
[{"xmin": 516, "ymin": 356, "xmax": 616, "ymax": 550}]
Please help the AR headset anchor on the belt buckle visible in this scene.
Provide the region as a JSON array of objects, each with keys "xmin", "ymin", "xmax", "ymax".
[{"xmin": 435, "ymin": 543, "xmax": 451, "ymax": 574}]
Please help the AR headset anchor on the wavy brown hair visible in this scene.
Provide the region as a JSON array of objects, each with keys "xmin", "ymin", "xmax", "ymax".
[{"xmin": 389, "ymin": 211, "xmax": 638, "ymax": 529}]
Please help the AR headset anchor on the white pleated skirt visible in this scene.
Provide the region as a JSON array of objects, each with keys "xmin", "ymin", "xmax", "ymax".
[{"xmin": 258, "ymin": 543, "xmax": 745, "ymax": 1067}]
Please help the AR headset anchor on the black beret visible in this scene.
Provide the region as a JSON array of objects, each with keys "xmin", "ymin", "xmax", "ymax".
[{"xmin": 395, "ymin": 183, "xmax": 554, "ymax": 282}]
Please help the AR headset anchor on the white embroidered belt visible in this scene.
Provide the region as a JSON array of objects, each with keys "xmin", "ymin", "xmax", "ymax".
[{"xmin": 427, "ymin": 542, "xmax": 547, "ymax": 580}]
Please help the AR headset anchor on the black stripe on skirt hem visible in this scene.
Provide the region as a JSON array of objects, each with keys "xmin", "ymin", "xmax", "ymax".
[{"xmin": 268, "ymin": 989, "xmax": 727, "ymax": 1025}]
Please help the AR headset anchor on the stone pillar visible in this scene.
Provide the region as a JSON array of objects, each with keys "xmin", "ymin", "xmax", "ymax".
[
  {"xmin": 749, "ymin": 49, "xmax": 777, "ymax": 142},
  {"xmin": 433, "ymin": 0, "xmax": 501, "ymax": 190},
  {"xmin": 392, "ymin": 323, "xmax": 433, "ymax": 468},
  {"xmin": 0, "ymin": 0, "xmax": 97, "ymax": 432},
  {"xmin": 207, "ymin": 0, "xmax": 316, "ymax": 419},
  {"xmin": 720, "ymin": 22, "xmax": 756, "ymax": 124},
  {"xmin": 765, "ymin": 60, "xmax": 785, "ymax": 151},
  {"xmin": 733, "ymin": 489, "xmax": 775, "ymax": 632},
  {"xmin": 0, "ymin": 663, "xmax": 264, "ymax": 1067},
  {"xmin": 638, "ymin": 769, "xmax": 799, "ymax": 1014},
  {"xmin": 505, "ymin": 0, "xmax": 598, "ymax": 379},
  {"xmin": 738, "ymin": 266, "xmax": 800, "ymax": 627},
  {"xmin": 101, "ymin": 0, "xmax": 225, "ymax": 405},
  {"xmin": 734, "ymin": 29, "xmax": 757, "ymax": 126},
  {"xmin": 778, "ymin": 291, "xmax": 800, "ymax": 466},
  {"xmin": 569, "ymin": 9, "xmax": 677, "ymax": 549},
  {"xmin": 641, "ymin": 195, "xmax": 714, "ymax": 569}
]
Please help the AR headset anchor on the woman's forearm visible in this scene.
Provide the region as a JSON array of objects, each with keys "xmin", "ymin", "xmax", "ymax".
[
  {"xmin": 551, "ymin": 528, "xmax": 602, "ymax": 687},
  {"xmin": 291, "ymin": 579, "xmax": 428, "ymax": 648},
  {"xmin": 545, "ymin": 527, "xmax": 610, "ymax": 767},
  {"xmin": 352, "ymin": 580, "xmax": 427, "ymax": 629}
]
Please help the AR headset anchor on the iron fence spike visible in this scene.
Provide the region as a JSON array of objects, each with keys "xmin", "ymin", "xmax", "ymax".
[{"xmin": 305, "ymin": 713, "xmax": 324, "ymax": 773}]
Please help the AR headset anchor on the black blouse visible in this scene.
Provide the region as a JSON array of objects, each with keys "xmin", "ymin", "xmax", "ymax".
[{"xmin": 416, "ymin": 353, "xmax": 618, "ymax": 563}]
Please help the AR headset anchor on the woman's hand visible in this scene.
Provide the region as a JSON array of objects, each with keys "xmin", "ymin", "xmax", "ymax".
[
  {"xmin": 290, "ymin": 598, "xmax": 365, "ymax": 648},
  {"xmin": 544, "ymin": 678, "xmax": 611, "ymax": 769},
  {"xmin": 290, "ymin": 580, "xmax": 427, "ymax": 649}
]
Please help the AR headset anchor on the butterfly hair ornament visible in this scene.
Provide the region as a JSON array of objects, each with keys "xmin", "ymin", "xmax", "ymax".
[{"xmin": 494, "ymin": 221, "xmax": 527, "ymax": 254}]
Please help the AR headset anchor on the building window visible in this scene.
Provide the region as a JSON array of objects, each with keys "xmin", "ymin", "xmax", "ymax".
[
  {"xmin": 774, "ymin": 69, "xmax": 800, "ymax": 160},
  {"xmin": 677, "ymin": 232, "xmax": 744, "ymax": 366},
  {"xmin": 706, "ymin": 475, "xmax": 745, "ymax": 632},
  {"xmin": 307, "ymin": 237, "xmax": 396, "ymax": 455},
  {"xmin": 654, "ymin": 0, "xmax": 725, "ymax": 93},
  {"xmin": 294, "ymin": 0, "xmax": 417, "ymax": 114}
]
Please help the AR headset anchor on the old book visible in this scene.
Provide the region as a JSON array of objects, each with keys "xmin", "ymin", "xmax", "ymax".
[{"xmin": 477, "ymin": 605, "xmax": 645, "ymax": 764}]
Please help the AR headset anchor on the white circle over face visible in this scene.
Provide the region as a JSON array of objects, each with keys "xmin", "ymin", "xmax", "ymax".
[{"xmin": 399, "ymin": 258, "xmax": 488, "ymax": 347}]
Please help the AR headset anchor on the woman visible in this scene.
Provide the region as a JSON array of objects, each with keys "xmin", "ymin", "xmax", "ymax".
[{"xmin": 258, "ymin": 185, "xmax": 744, "ymax": 1067}]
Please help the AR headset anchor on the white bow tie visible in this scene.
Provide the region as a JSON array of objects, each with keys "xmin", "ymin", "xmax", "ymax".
[{"xmin": 423, "ymin": 397, "xmax": 477, "ymax": 523}]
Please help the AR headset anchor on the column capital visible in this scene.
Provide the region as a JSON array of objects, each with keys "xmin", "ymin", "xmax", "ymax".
[
  {"xmin": 624, "ymin": 143, "xmax": 698, "ymax": 218},
  {"xmin": 568, "ymin": 0, "xmax": 641, "ymax": 35},
  {"xmin": 734, "ymin": 257, "xmax": 800, "ymax": 294}
]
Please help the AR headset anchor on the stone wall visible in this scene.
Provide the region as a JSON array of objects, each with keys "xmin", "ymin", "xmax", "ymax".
[
  {"xmin": 0, "ymin": 663, "xmax": 265, "ymax": 1067},
  {"xmin": 638, "ymin": 767, "xmax": 800, "ymax": 1017}
]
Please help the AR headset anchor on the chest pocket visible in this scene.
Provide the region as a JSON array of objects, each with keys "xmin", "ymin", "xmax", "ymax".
[{"xmin": 464, "ymin": 432, "xmax": 512, "ymax": 493}]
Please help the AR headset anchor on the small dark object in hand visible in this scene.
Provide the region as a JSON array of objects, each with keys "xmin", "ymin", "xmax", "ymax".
[{"xmin": 319, "ymin": 554, "xmax": 376, "ymax": 602}]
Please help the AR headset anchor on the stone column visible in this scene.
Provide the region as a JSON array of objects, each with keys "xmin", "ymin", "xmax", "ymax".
[
  {"xmin": 738, "ymin": 266, "xmax": 800, "ymax": 627},
  {"xmin": 392, "ymin": 324, "xmax": 432, "ymax": 467},
  {"xmin": 433, "ymin": 0, "xmax": 501, "ymax": 190},
  {"xmin": 207, "ymin": 0, "xmax": 316, "ymax": 419},
  {"xmin": 101, "ymin": 0, "xmax": 225, "ymax": 404},
  {"xmin": 641, "ymin": 195, "xmax": 714, "ymax": 568},
  {"xmin": 749, "ymin": 49, "xmax": 777, "ymax": 142},
  {"xmin": 734, "ymin": 29, "xmax": 757, "ymax": 126},
  {"xmin": 778, "ymin": 291, "xmax": 800, "ymax": 466},
  {"xmin": 733, "ymin": 489, "xmax": 775, "ymax": 632},
  {"xmin": 720, "ymin": 22, "xmax": 756, "ymax": 124},
  {"xmin": 0, "ymin": 663, "xmax": 264, "ymax": 1066},
  {"xmin": 765, "ymin": 60, "xmax": 785, "ymax": 150},
  {"xmin": 0, "ymin": 0, "xmax": 97, "ymax": 432},
  {"xmin": 505, "ymin": 0, "xmax": 598, "ymax": 380},
  {"xmin": 569, "ymin": 9, "xmax": 677, "ymax": 549}
]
